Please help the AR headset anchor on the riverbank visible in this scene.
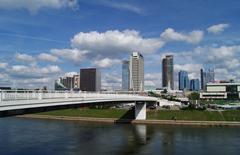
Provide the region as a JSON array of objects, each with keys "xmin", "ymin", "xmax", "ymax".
[
  {"xmin": 17, "ymin": 108, "xmax": 240, "ymax": 126},
  {"xmin": 18, "ymin": 114, "xmax": 240, "ymax": 126}
]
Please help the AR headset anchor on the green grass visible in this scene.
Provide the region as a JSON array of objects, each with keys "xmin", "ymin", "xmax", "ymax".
[
  {"xmin": 147, "ymin": 110, "xmax": 240, "ymax": 121},
  {"xmin": 38, "ymin": 108, "xmax": 129, "ymax": 118},
  {"xmin": 37, "ymin": 108, "xmax": 240, "ymax": 122}
]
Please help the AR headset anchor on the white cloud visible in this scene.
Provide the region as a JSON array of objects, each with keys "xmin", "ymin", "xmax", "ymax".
[
  {"xmin": 160, "ymin": 28, "xmax": 204, "ymax": 44},
  {"xmin": 40, "ymin": 65, "xmax": 61, "ymax": 74},
  {"xmin": 15, "ymin": 53, "xmax": 35, "ymax": 62},
  {"xmin": 174, "ymin": 64, "xmax": 203, "ymax": 73},
  {"xmin": 207, "ymin": 23, "xmax": 229, "ymax": 34},
  {"xmin": 71, "ymin": 30, "xmax": 165, "ymax": 55},
  {"xmin": 64, "ymin": 72, "xmax": 78, "ymax": 77},
  {"xmin": 206, "ymin": 45, "xmax": 240, "ymax": 62},
  {"xmin": 84, "ymin": 0, "xmax": 143, "ymax": 14},
  {"xmin": 51, "ymin": 48, "xmax": 89, "ymax": 64},
  {"xmin": 145, "ymin": 73, "xmax": 161, "ymax": 87},
  {"xmin": 102, "ymin": 73, "xmax": 121, "ymax": 90},
  {"xmin": 215, "ymin": 68, "xmax": 236, "ymax": 81},
  {"xmin": 0, "ymin": 62, "xmax": 8, "ymax": 68},
  {"xmin": 101, "ymin": 1, "xmax": 142, "ymax": 14},
  {"xmin": 38, "ymin": 53, "xmax": 58, "ymax": 62},
  {"xmin": 93, "ymin": 58, "xmax": 121, "ymax": 68},
  {"xmin": 223, "ymin": 59, "xmax": 240, "ymax": 69},
  {"xmin": 0, "ymin": 0, "xmax": 78, "ymax": 13},
  {"xmin": 8, "ymin": 65, "xmax": 61, "ymax": 79}
]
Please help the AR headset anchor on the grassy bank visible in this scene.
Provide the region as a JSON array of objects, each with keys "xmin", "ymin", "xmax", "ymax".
[
  {"xmin": 147, "ymin": 110, "xmax": 240, "ymax": 121},
  {"xmin": 37, "ymin": 108, "xmax": 240, "ymax": 122},
  {"xmin": 38, "ymin": 108, "xmax": 129, "ymax": 118}
]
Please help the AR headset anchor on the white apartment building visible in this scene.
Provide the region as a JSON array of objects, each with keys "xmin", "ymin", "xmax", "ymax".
[{"xmin": 129, "ymin": 52, "xmax": 144, "ymax": 91}]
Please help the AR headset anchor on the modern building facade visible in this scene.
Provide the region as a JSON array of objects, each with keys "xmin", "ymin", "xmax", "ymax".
[
  {"xmin": 190, "ymin": 79, "xmax": 200, "ymax": 91},
  {"xmin": 55, "ymin": 75, "xmax": 79, "ymax": 91},
  {"xmin": 73, "ymin": 75, "xmax": 80, "ymax": 89},
  {"xmin": 200, "ymin": 82, "xmax": 240, "ymax": 99},
  {"xmin": 129, "ymin": 52, "xmax": 144, "ymax": 91},
  {"xmin": 80, "ymin": 68, "xmax": 101, "ymax": 92},
  {"xmin": 200, "ymin": 68, "xmax": 215, "ymax": 90},
  {"xmin": 178, "ymin": 70, "xmax": 189, "ymax": 90},
  {"xmin": 162, "ymin": 55, "xmax": 174, "ymax": 90},
  {"xmin": 122, "ymin": 60, "xmax": 130, "ymax": 90}
]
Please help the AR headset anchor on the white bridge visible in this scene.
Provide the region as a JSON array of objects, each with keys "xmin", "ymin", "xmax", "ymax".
[{"xmin": 0, "ymin": 90, "xmax": 158, "ymax": 120}]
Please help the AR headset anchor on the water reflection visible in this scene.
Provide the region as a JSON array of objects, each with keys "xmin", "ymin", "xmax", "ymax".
[{"xmin": 0, "ymin": 118, "xmax": 240, "ymax": 155}]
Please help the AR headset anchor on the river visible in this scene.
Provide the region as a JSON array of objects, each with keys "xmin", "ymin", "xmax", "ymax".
[{"xmin": 0, "ymin": 117, "xmax": 239, "ymax": 155}]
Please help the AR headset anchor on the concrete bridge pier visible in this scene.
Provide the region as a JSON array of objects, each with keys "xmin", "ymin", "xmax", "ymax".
[{"xmin": 135, "ymin": 101, "xmax": 146, "ymax": 120}]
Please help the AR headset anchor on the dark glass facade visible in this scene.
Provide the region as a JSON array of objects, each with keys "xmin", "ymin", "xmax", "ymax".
[
  {"xmin": 200, "ymin": 68, "xmax": 215, "ymax": 90},
  {"xmin": 190, "ymin": 79, "xmax": 200, "ymax": 91},
  {"xmin": 162, "ymin": 55, "xmax": 174, "ymax": 90},
  {"xmin": 122, "ymin": 60, "xmax": 129, "ymax": 90},
  {"xmin": 178, "ymin": 70, "xmax": 189, "ymax": 90},
  {"xmin": 80, "ymin": 68, "xmax": 101, "ymax": 91}
]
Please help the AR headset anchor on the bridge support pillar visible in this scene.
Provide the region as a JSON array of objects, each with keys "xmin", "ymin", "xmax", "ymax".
[{"xmin": 135, "ymin": 101, "xmax": 146, "ymax": 120}]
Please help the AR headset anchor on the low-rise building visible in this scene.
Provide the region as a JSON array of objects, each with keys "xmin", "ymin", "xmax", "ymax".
[{"xmin": 200, "ymin": 83, "xmax": 240, "ymax": 99}]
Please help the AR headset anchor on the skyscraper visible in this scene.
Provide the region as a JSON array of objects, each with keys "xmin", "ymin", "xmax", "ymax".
[
  {"xmin": 190, "ymin": 79, "xmax": 200, "ymax": 91},
  {"xmin": 162, "ymin": 55, "xmax": 174, "ymax": 90},
  {"xmin": 73, "ymin": 74, "xmax": 80, "ymax": 89},
  {"xmin": 129, "ymin": 52, "xmax": 144, "ymax": 91},
  {"xmin": 80, "ymin": 68, "xmax": 101, "ymax": 91},
  {"xmin": 122, "ymin": 60, "xmax": 130, "ymax": 90},
  {"xmin": 200, "ymin": 68, "xmax": 215, "ymax": 90},
  {"xmin": 178, "ymin": 70, "xmax": 189, "ymax": 90}
]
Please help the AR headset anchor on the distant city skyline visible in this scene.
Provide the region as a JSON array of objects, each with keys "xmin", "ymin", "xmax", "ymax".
[{"xmin": 0, "ymin": 0, "xmax": 239, "ymax": 90}]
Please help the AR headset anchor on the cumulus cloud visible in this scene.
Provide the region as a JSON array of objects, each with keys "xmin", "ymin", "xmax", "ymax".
[
  {"xmin": 160, "ymin": 28, "xmax": 204, "ymax": 44},
  {"xmin": 15, "ymin": 53, "xmax": 35, "ymax": 62},
  {"xmin": 51, "ymin": 48, "xmax": 89, "ymax": 64},
  {"xmin": 0, "ymin": 0, "xmax": 78, "ymax": 13},
  {"xmin": 8, "ymin": 65, "xmax": 61, "ymax": 79},
  {"xmin": 174, "ymin": 64, "xmax": 203, "ymax": 73},
  {"xmin": 38, "ymin": 53, "xmax": 58, "ymax": 62},
  {"xmin": 145, "ymin": 73, "xmax": 161, "ymax": 87},
  {"xmin": 64, "ymin": 72, "xmax": 78, "ymax": 77},
  {"xmin": 93, "ymin": 58, "xmax": 121, "ymax": 68},
  {"xmin": 206, "ymin": 45, "xmax": 240, "ymax": 62},
  {"xmin": 207, "ymin": 23, "xmax": 229, "ymax": 34},
  {"xmin": 71, "ymin": 30, "xmax": 165, "ymax": 55},
  {"xmin": 102, "ymin": 73, "xmax": 121, "ymax": 90},
  {"xmin": 0, "ymin": 63, "xmax": 62, "ymax": 89},
  {"xmin": 0, "ymin": 62, "xmax": 8, "ymax": 69}
]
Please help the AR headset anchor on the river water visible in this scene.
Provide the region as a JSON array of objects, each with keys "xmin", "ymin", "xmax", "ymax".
[{"xmin": 0, "ymin": 117, "xmax": 239, "ymax": 155}]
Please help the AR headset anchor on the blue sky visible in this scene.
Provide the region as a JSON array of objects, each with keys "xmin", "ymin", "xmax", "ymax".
[{"xmin": 0, "ymin": 0, "xmax": 240, "ymax": 89}]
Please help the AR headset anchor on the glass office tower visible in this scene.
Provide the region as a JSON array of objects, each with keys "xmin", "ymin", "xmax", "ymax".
[
  {"xmin": 178, "ymin": 70, "xmax": 189, "ymax": 90},
  {"xmin": 162, "ymin": 55, "xmax": 174, "ymax": 90},
  {"xmin": 122, "ymin": 60, "xmax": 130, "ymax": 90}
]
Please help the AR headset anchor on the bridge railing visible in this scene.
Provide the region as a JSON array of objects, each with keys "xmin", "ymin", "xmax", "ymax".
[{"xmin": 0, "ymin": 90, "xmax": 145, "ymax": 102}]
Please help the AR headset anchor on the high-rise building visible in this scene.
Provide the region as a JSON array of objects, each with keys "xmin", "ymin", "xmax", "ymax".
[
  {"xmin": 190, "ymin": 79, "xmax": 200, "ymax": 91},
  {"xmin": 178, "ymin": 70, "xmax": 189, "ymax": 90},
  {"xmin": 122, "ymin": 60, "xmax": 130, "ymax": 90},
  {"xmin": 129, "ymin": 52, "xmax": 144, "ymax": 91},
  {"xmin": 200, "ymin": 68, "xmax": 215, "ymax": 90},
  {"xmin": 73, "ymin": 74, "xmax": 80, "ymax": 89},
  {"xmin": 162, "ymin": 55, "xmax": 174, "ymax": 90},
  {"xmin": 80, "ymin": 68, "xmax": 101, "ymax": 91},
  {"xmin": 55, "ymin": 75, "xmax": 77, "ymax": 91}
]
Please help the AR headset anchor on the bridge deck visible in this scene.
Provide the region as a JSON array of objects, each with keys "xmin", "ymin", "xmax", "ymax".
[{"xmin": 0, "ymin": 96, "xmax": 157, "ymax": 112}]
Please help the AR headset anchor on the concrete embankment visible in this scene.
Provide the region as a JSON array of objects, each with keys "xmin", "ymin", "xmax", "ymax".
[{"xmin": 17, "ymin": 114, "xmax": 240, "ymax": 127}]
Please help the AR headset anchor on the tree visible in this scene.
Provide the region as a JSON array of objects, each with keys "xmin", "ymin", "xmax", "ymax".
[{"xmin": 188, "ymin": 92, "xmax": 200, "ymax": 100}]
